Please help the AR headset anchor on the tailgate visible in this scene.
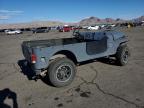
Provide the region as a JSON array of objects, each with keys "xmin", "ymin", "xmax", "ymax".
[
  {"xmin": 21, "ymin": 39, "xmax": 54, "ymax": 63},
  {"xmin": 21, "ymin": 42, "xmax": 33, "ymax": 62}
]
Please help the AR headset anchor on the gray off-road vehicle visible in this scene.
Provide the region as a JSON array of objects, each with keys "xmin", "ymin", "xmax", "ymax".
[{"xmin": 21, "ymin": 29, "xmax": 130, "ymax": 87}]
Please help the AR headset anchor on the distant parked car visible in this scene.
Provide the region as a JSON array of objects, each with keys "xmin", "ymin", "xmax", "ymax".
[
  {"xmin": 5, "ymin": 29, "xmax": 22, "ymax": 35},
  {"xmin": 87, "ymin": 26, "xmax": 99, "ymax": 30},
  {"xmin": 72, "ymin": 26, "xmax": 82, "ymax": 30},
  {"xmin": 50, "ymin": 26, "xmax": 58, "ymax": 30},
  {"xmin": 82, "ymin": 26, "xmax": 89, "ymax": 29},
  {"xmin": 32, "ymin": 27, "xmax": 50, "ymax": 33},
  {"xmin": 59, "ymin": 26, "xmax": 72, "ymax": 32},
  {"xmin": 110, "ymin": 24, "xmax": 116, "ymax": 27},
  {"xmin": 100, "ymin": 25, "xmax": 106, "ymax": 28},
  {"xmin": 0, "ymin": 29, "xmax": 5, "ymax": 33}
]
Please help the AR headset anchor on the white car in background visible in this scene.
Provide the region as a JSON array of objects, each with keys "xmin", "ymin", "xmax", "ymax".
[
  {"xmin": 82, "ymin": 26, "xmax": 89, "ymax": 29},
  {"xmin": 5, "ymin": 29, "xmax": 22, "ymax": 35},
  {"xmin": 110, "ymin": 24, "xmax": 116, "ymax": 27},
  {"xmin": 87, "ymin": 25, "xmax": 99, "ymax": 30},
  {"xmin": 100, "ymin": 25, "xmax": 106, "ymax": 28}
]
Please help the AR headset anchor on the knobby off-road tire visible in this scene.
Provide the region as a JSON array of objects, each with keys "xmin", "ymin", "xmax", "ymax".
[
  {"xmin": 48, "ymin": 57, "xmax": 76, "ymax": 87},
  {"xmin": 116, "ymin": 45, "xmax": 130, "ymax": 66}
]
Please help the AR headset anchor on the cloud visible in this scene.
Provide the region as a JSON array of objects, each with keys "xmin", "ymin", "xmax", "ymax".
[
  {"xmin": 0, "ymin": 15, "xmax": 10, "ymax": 20},
  {"xmin": 0, "ymin": 9, "xmax": 23, "ymax": 20},
  {"xmin": 0, "ymin": 10, "xmax": 23, "ymax": 14}
]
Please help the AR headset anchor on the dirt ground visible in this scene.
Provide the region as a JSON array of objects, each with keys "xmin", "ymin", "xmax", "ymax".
[{"xmin": 0, "ymin": 27, "xmax": 144, "ymax": 108}]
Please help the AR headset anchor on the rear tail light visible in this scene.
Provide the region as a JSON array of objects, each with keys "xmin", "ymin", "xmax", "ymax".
[{"xmin": 31, "ymin": 54, "xmax": 37, "ymax": 63}]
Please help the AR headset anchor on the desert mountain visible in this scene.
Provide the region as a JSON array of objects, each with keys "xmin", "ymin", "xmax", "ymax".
[
  {"xmin": 132, "ymin": 16, "xmax": 144, "ymax": 22},
  {"xmin": 0, "ymin": 16, "xmax": 143, "ymax": 29},
  {"xmin": 0, "ymin": 21, "xmax": 65, "ymax": 29},
  {"xmin": 79, "ymin": 16, "xmax": 124, "ymax": 26}
]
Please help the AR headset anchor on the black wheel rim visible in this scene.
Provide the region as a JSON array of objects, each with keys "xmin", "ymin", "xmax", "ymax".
[
  {"xmin": 56, "ymin": 64, "xmax": 72, "ymax": 82},
  {"xmin": 122, "ymin": 50, "xmax": 129, "ymax": 63}
]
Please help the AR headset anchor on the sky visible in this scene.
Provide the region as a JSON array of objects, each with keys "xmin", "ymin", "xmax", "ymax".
[{"xmin": 0, "ymin": 0, "xmax": 144, "ymax": 24}]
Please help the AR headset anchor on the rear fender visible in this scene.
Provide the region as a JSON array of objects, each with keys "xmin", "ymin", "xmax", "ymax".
[{"xmin": 49, "ymin": 54, "xmax": 66, "ymax": 61}]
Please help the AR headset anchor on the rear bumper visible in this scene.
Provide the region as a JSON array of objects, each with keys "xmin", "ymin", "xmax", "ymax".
[
  {"xmin": 25, "ymin": 60, "xmax": 42, "ymax": 75},
  {"xmin": 33, "ymin": 68, "xmax": 41, "ymax": 75}
]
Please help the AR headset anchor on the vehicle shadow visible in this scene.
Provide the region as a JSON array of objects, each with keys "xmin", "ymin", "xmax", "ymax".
[
  {"xmin": 17, "ymin": 57, "xmax": 118, "ymax": 86},
  {"xmin": 79, "ymin": 57, "xmax": 118, "ymax": 66},
  {"xmin": 17, "ymin": 60, "xmax": 35, "ymax": 80},
  {"xmin": 40, "ymin": 75, "xmax": 53, "ymax": 87},
  {"xmin": 17, "ymin": 59, "xmax": 53, "ymax": 86},
  {"xmin": 96, "ymin": 57, "xmax": 119, "ymax": 66},
  {"xmin": 0, "ymin": 88, "xmax": 18, "ymax": 108}
]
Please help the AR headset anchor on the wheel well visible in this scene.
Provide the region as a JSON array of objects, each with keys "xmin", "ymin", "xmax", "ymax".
[
  {"xmin": 119, "ymin": 42, "xmax": 127, "ymax": 46},
  {"xmin": 51, "ymin": 50, "xmax": 77, "ymax": 64},
  {"xmin": 117, "ymin": 42, "xmax": 127, "ymax": 50}
]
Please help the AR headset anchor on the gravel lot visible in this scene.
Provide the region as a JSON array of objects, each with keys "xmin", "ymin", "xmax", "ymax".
[{"xmin": 0, "ymin": 27, "xmax": 144, "ymax": 108}]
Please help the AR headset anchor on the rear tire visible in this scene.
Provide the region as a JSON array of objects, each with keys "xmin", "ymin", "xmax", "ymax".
[
  {"xmin": 48, "ymin": 57, "xmax": 76, "ymax": 87},
  {"xmin": 116, "ymin": 45, "xmax": 130, "ymax": 66}
]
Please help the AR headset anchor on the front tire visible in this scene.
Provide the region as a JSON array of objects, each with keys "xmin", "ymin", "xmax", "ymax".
[
  {"xmin": 48, "ymin": 57, "xmax": 76, "ymax": 87},
  {"xmin": 116, "ymin": 45, "xmax": 130, "ymax": 66}
]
